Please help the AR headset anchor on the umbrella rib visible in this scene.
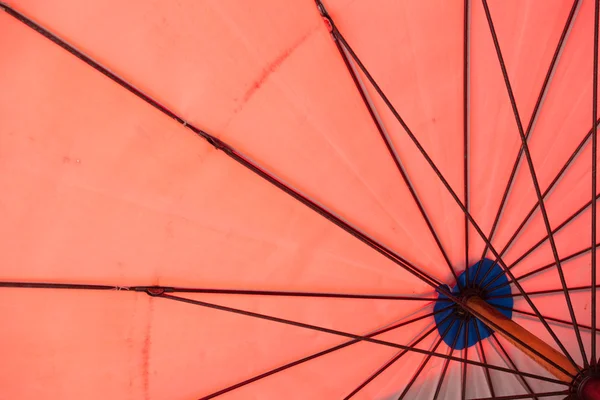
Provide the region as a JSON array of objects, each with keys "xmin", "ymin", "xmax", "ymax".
[
  {"xmin": 396, "ymin": 321, "xmax": 457, "ymax": 400},
  {"xmin": 478, "ymin": 117, "xmax": 600, "ymax": 287},
  {"xmin": 464, "ymin": 0, "xmax": 471, "ymax": 286},
  {"xmin": 474, "ymin": 321, "xmax": 496, "ymax": 397},
  {"xmin": 479, "ymin": 129, "xmax": 600, "ymax": 291},
  {"xmin": 489, "ymin": 285, "xmax": 595, "ymax": 300},
  {"xmin": 159, "ymin": 293, "xmax": 568, "ymax": 385},
  {"xmin": 316, "ymin": 1, "xmax": 460, "ymax": 287},
  {"xmin": 4, "ymin": 2, "xmax": 582, "ymax": 383},
  {"xmin": 462, "ymin": 322, "xmax": 469, "ymax": 400},
  {"xmin": 592, "ymin": 0, "xmax": 599, "ymax": 367},
  {"xmin": 0, "ymin": 0, "xmax": 589, "ymax": 394},
  {"xmin": 480, "ymin": 0, "xmax": 587, "ymax": 368},
  {"xmin": 471, "ymin": 0, "xmax": 580, "ymax": 285},
  {"xmin": 155, "ymin": 287, "xmax": 438, "ymax": 301},
  {"xmin": 2, "ymin": 3, "xmax": 575, "ymax": 377},
  {"xmin": 494, "ymin": 304, "xmax": 598, "ymax": 332},
  {"xmin": 493, "ymin": 243, "xmax": 600, "ymax": 290},
  {"xmin": 469, "ymin": 391, "xmax": 569, "ymax": 400},
  {"xmin": 317, "ymin": 0, "xmax": 578, "ymax": 372},
  {"xmin": 0, "ymin": 281, "xmax": 127, "ymax": 291},
  {"xmin": 0, "ymin": 6, "xmax": 452, "ymax": 294},
  {"xmin": 343, "ymin": 317, "xmax": 448, "ymax": 399},
  {"xmin": 482, "ymin": 195, "xmax": 600, "ymax": 291},
  {"xmin": 432, "ymin": 319, "xmax": 465, "ymax": 400},
  {"xmin": 491, "ymin": 333, "xmax": 538, "ymax": 400},
  {"xmin": 200, "ymin": 307, "xmax": 449, "ymax": 399},
  {"xmin": 0, "ymin": 281, "xmax": 441, "ymax": 301}
]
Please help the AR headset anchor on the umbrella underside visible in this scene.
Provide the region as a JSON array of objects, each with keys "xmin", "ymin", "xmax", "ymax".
[{"xmin": 2, "ymin": 0, "xmax": 600, "ymax": 399}]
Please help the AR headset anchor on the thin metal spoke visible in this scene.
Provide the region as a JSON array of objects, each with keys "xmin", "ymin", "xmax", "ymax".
[
  {"xmin": 483, "ymin": 193, "xmax": 600, "ymax": 291},
  {"xmin": 0, "ymin": 281, "xmax": 126, "ymax": 290},
  {"xmin": 159, "ymin": 293, "xmax": 568, "ymax": 385},
  {"xmin": 433, "ymin": 320, "xmax": 465, "ymax": 400},
  {"xmin": 4, "ymin": 2, "xmax": 578, "ymax": 377},
  {"xmin": 491, "ymin": 333, "xmax": 538, "ymax": 400},
  {"xmin": 592, "ymin": 0, "xmax": 599, "ymax": 367},
  {"xmin": 397, "ymin": 320, "xmax": 457, "ymax": 400},
  {"xmin": 2, "ymin": 4, "xmax": 586, "ymax": 393},
  {"xmin": 464, "ymin": 0, "xmax": 471, "ymax": 286},
  {"xmin": 344, "ymin": 322, "xmax": 443, "ymax": 399},
  {"xmin": 1, "ymin": 4, "xmax": 580, "ymax": 386},
  {"xmin": 0, "ymin": 281, "xmax": 439, "ymax": 301},
  {"xmin": 201, "ymin": 307, "xmax": 449, "ymax": 399},
  {"xmin": 11, "ymin": 287, "xmax": 571, "ymax": 384},
  {"xmin": 1, "ymin": 5, "xmax": 455, "ymax": 297},
  {"xmin": 494, "ymin": 243, "xmax": 600, "ymax": 291},
  {"xmin": 316, "ymin": 1, "xmax": 460, "ymax": 287},
  {"xmin": 470, "ymin": 391, "xmax": 569, "ymax": 400},
  {"xmin": 478, "ymin": 118, "xmax": 600, "ymax": 287},
  {"xmin": 475, "ymin": 322, "xmax": 495, "ymax": 397},
  {"xmin": 494, "ymin": 304, "xmax": 598, "ymax": 332},
  {"xmin": 489, "ymin": 285, "xmax": 594, "ymax": 299},
  {"xmin": 471, "ymin": 0, "xmax": 580, "ymax": 285},
  {"xmin": 481, "ymin": 0, "xmax": 587, "ymax": 367},
  {"xmin": 319, "ymin": 8, "xmax": 515, "ymax": 278},
  {"xmin": 146, "ymin": 287, "xmax": 438, "ymax": 301},
  {"xmin": 462, "ymin": 322, "xmax": 469, "ymax": 400},
  {"xmin": 316, "ymin": 1, "xmax": 578, "ymax": 369}
]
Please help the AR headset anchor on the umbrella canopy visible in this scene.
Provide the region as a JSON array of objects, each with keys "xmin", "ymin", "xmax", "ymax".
[{"xmin": 1, "ymin": 0, "xmax": 600, "ymax": 399}]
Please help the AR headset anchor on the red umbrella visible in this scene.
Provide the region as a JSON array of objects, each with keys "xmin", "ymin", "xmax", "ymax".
[{"xmin": 1, "ymin": 0, "xmax": 600, "ymax": 398}]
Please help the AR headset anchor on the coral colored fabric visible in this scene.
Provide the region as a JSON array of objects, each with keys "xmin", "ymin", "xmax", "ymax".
[{"xmin": 0, "ymin": 0, "xmax": 598, "ymax": 399}]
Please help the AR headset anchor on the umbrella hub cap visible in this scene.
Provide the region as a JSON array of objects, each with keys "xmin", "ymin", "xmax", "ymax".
[{"xmin": 433, "ymin": 259, "xmax": 514, "ymax": 350}]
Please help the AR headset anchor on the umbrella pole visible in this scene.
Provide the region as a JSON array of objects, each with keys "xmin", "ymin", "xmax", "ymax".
[{"xmin": 466, "ymin": 296, "xmax": 590, "ymax": 388}]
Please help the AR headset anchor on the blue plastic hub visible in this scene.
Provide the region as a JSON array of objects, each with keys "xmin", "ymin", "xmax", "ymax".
[{"xmin": 433, "ymin": 258, "xmax": 513, "ymax": 350}]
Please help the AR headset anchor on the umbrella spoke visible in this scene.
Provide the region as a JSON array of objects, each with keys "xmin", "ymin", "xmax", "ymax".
[
  {"xmin": 592, "ymin": 0, "xmax": 600, "ymax": 367},
  {"xmin": 0, "ymin": 281, "xmax": 128, "ymax": 291},
  {"xmin": 432, "ymin": 320, "xmax": 465, "ymax": 400},
  {"xmin": 316, "ymin": 0, "xmax": 460, "ymax": 287},
  {"xmin": 150, "ymin": 287, "xmax": 438, "ymax": 301},
  {"xmin": 474, "ymin": 322, "xmax": 496, "ymax": 397},
  {"xmin": 464, "ymin": 0, "xmax": 471, "ymax": 286},
  {"xmin": 469, "ymin": 391, "xmax": 569, "ymax": 400},
  {"xmin": 490, "ymin": 285, "xmax": 595, "ymax": 300},
  {"xmin": 478, "ymin": 116, "xmax": 600, "ymax": 288},
  {"xmin": 479, "ymin": 123, "xmax": 600, "ymax": 288},
  {"xmin": 471, "ymin": 0, "xmax": 580, "ymax": 286},
  {"xmin": 159, "ymin": 293, "xmax": 568, "ymax": 385},
  {"xmin": 199, "ymin": 307, "xmax": 449, "ymax": 399},
  {"xmin": 175, "ymin": 286, "xmax": 578, "ymax": 381},
  {"xmin": 4, "ymin": 3, "xmax": 575, "ymax": 378},
  {"xmin": 494, "ymin": 304, "xmax": 599, "ymax": 332},
  {"xmin": 5, "ymin": 1, "xmax": 594, "ymax": 394},
  {"xmin": 481, "ymin": 0, "xmax": 587, "ymax": 368},
  {"xmin": 483, "ymin": 193, "xmax": 600, "ymax": 291},
  {"xmin": 0, "ymin": 281, "xmax": 440, "ymax": 301},
  {"xmin": 396, "ymin": 320, "xmax": 457, "ymax": 400},
  {"xmin": 0, "ymin": 5, "xmax": 454, "ymax": 295},
  {"xmin": 492, "ymin": 243, "xmax": 600, "ymax": 291},
  {"xmin": 317, "ymin": 1, "xmax": 516, "ymax": 284},
  {"xmin": 344, "ymin": 317, "xmax": 448, "ymax": 399},
  {"xmin": 317, "ymin": 0, "xmax": 579, "ymax": 372},
  {"xmin": 0, "ymin": 282, "xmax": 572, "ymax": 388},
  {"xmin": 491, "ymin": 333, "xmax": 538, "ymax": 400}
]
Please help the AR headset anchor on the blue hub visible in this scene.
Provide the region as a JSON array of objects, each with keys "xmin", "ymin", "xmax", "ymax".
[{"xmin": 433, "ymin": 258, "xmax": 513, "ymax": 350}]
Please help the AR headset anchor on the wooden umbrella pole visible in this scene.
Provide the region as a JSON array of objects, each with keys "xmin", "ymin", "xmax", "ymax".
[{"xmin": 466, "ymin": 296, "xmax": 579, "ymax": 383}]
